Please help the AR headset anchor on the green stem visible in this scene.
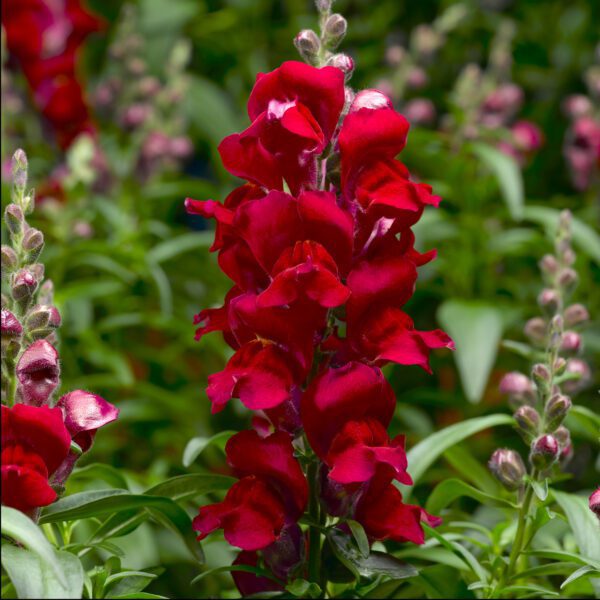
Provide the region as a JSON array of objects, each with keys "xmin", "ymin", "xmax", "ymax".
[
  {"xmin": 493, "ymin": 469, "xmax": 538, "ymax": 597},
  {"xmin": 307, "ymin": 461, "xmax": 322, "ymax": 587}
]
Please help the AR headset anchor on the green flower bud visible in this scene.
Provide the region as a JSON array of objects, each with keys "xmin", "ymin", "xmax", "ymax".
[
  {"xmin": 544, "ymin": 394, "xmax": 571, "ymax": 432},
  {"xmin": 489, "ymin": 449, "xmax": 526, "ymax": 491}
]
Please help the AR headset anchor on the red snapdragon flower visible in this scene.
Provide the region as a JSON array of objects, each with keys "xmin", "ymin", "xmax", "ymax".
[
  {"xmin": 2, "ymin": 0, "xmax": 102, "ymax": 148},
  {"xmin": 1, "ymin": 404, "xmax": 70, "ymax": 513},
  {"xmin": 193, "ymin": 430, "xmax": 308, "ymax": 551},
  {"xmin": 219, "ymin": 61, "xmax": 345, "ymax": 194},
  {"xmin": 190, "ymin": 56, "xmax": 452, "ymax": 575}
]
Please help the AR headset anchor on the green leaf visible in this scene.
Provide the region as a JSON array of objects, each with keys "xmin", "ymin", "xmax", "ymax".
[
  {"xmin": 104, "ymin": 569, "xmax": 160, "ymax": 597},
  {"xmin": 191, "ymin": 565, "xmax": 282, "ymax": 586},
  {"xmin": 185, "ymin": 76, "xmax": 241, "ymax": 145},
  {"xmin": 472, "ymin": 142, "xmax": 524, "ymax": 220},
  {"xmin": 182, "ymin": 431, "xmax": 236, "ymax": 468},
  {"xmin": 286, "ymin": 578, "xmax": 322, "ymax": 598},
  {"xmin": 425, "ymin": 478, "xmax": 517, "ymax": 514},
  {"xmin": 1, "ymin": 506, "xmax": 67, "ymax": 587},
  {"xmin": 561, "ymin": 565, "xmax": 599, "ymax": 589},
  {"xmin": 145, "ymin": 473, "xmax": 235, "ymax": 501},
  {"xmin": 1, "ymin": 545, "xmax": 83, "ymax": 599},
  {"xmin": 530, "ymin": 478, "xmax": 549, "ymax": 502},
  {"xmin": 523, "ymin": 205, "xmax": 600, "ymax": 263},
  {"xmin": 566, "ymin": 405, "xmax": 600, "ymax": 442},
  {"xmin": 437, "ymin": 300, "xmax": 506, "ymax": 403},
  {"xmin": 328, "ymin": 529, "xmax": 418, "ymax": 580},
  {"xmin": 553, "ymin": 491, "xmax": 600, "ymax": 561},
  {"xmin": 524, "ymin": 550, "xmax": 600, "ymax": 570},
  {"xmin": 347, "ymin": 519, "xmax": 370, "ymax": 559},
  {"xmin": 39, "ymin": 490, "xmax": 203, "ymax": 563},
  {"xmin": 147, "ymin": 232, "xmax": 214, "ymax": 264},
  {"xmin": 404, "ymin": 413, "xmax": 514, "ymax": 494},
  {"xmin": 443, "ymin": 444, "xmax": 501, "ymax": 495},
  {"xmin": 70, "ymin": 463, "xmax": 130, "ymax": 490}
]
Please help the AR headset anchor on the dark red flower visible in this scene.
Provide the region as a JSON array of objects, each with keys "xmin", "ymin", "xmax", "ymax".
[
  {"xmin": 354, "ymin": 470, "xmax": 441, "ymax": 544},
  {"xmin": 326, "ymin": 419, "xmax": 413, "ymax": 485},
  {"xmin": 193, "ymin": 431, "xmax": 308, "ymax": 551},
  {"xmin": 218, "ymin": 61, "xmax": 345, "ymax": 193},
  {"xmin": 232, "ymin": 551, "xmax": 282, "ymax": 596},
  {"xmin": 301, "ymin": 362, "xmax": 396, "ymax": 459},
  {"xmin": 2, "ymin": 0, "xmax": 102, "ymax": 148},
  {"xmin": 1, "ymin": 404, "xmax": 70, "ymax": 513}
]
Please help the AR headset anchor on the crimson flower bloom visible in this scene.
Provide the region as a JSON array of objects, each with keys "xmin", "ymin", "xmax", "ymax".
[
  {"xmin": 1, "ymin": 404, "xmax": 70, "ymax": 513},
  {"xmin": 2, "ymin": 0, "xmax": 102, "ymax": 147},
  {"xmin": 193, "ymin": 430, "xmax": 308, "ymax": 551}
]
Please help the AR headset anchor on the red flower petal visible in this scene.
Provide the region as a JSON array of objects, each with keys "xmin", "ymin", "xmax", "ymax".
[{"xmin": 301, "ymin": 362, "xmax": 396, "ymax": 459}]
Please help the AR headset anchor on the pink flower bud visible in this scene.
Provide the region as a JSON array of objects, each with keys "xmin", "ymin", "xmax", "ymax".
[
  {"xmin": 589, "ymin": 488, "xmax": 600, "ymax": 521},
  {"xmin": 324, "ymin": 14, "xmax": 347, "ymax": 49},
  {"xmin": 562, "ymin": 94, "xmax": 592, "ymax": 119},
  {"xmin": 539, "ymin": 254, "xmax": 558, "ymax": 274},
  {"xmin": 294, "ymin": 29, "xmax": 321, "ymax": 62},
  {"xmin": 137, "ymin": 76, "xmax": 161, "ymax": 96},
  {"xmin": 483, "ymin": 83, "xmax": 524, "ymax": 115},
  {"xmin": 21, "ymin": 228, "xmax": 44, "ymax": 261},
  {"xmin": 530, "ymin": 434, "xmax": 559, "ymax": 470},
  {"xmin": 524, "ymin": 317, "xmax": 547, "ymax": 344},
  {"xmin": 563, "ymin": 359, "xmax": 591, "ymax": 393},
  {"xmin": 16, "ymin": 339, "xmax": 60, "ymax": 406},
  {"xmin": 544, "ymin": 394, "xmax": 571, "ymax": 432},
  {"xmin": 514, "ymin": 405, "xmax": 540, "ymax": 440},
  {"xmin": 385, "ymin": 45, "xmax": 405, "ymax": 67},
  {"xmin": 12, "ymin": 269, "xmax": 38, "ymax": 304},
  {"xmin": 5, "ymin": 204, "xmax": 24, "ymax": 236},
  {"xmin": 1, "ymin": 309, "xmax": 22, "ymax": 338},
  {"xmin": 537, "ymin": 288, "xmax": 559, "ymax": 314},
  {"xmin": 403, "ymin": 98, "xmax": 436, "ymax": 126},
  {"xmin": 142, "ymin": 132, "xmax": 171, "ymax": 161},
  {"xmin": 511, "ymin": 120, "xmax": 543, "ymax": 153},
  {"xmin": 499, "ymin": 371, "xmax": 533, "ymax": 396},
  {"xmin": 532, "ymin": 363, "xmax": 551, "ymax": 391},
  {"xmin": 560, "ymin": 330, "xmax": 582, "ymax": 354},
  {"xmin": 406, "ymin": 67, "xmax": 428, "ymax": 90},
  {"xmin": 11, "ymin": 149, "xmax": 28, "ymax": 190},
  {"xmin": 1, "ymin": 245, "xmax": 18, "ymax": 271},
  {"xmin": 169, "ymin": 136, "xmax": 194, "ymax": 159},
  {"xmin": 327, "ymin": 54, "xmax": 354, "ymax": 78},
  {"xmin": 351, "ymin": 89, "xmax": 393, "ymax": 112},
  {"xmin": 488, "ymin": 449, "xmax": 526, "ymax": 491},
  {"xmin": 557, "ymin": 268, "xmax": 578, "ymax": 289},
  {"xmin": 122, "ymin": 103, "xmax": 151, "ymax": 129}
]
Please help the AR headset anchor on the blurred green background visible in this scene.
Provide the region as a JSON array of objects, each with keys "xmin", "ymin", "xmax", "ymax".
[{"xmin": 2, "ymin": 0, "xmax": 599, "ymax": 597}]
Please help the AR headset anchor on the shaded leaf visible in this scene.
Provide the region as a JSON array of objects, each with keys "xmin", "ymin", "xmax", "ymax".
[{"xmin": 426, "ymin": 478, "xmax": 517, "ymax": 514}]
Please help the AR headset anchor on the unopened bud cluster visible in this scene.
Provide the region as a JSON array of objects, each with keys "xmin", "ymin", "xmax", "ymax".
[
  {"xmin": 294, "ymin": 1, "xmax": 353, "ymax": 80},
  {"xmin": 1, "ymin": 151, "xmax": 63, "ymax": 400},
  {"xmin": 491, "ymin": 210, "xmax": 591, "ymax": 491}
]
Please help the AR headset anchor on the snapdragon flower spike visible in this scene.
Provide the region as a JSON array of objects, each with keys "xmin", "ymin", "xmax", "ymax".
[
  {"xmin": 190, "ymin": 39, "xmax": 451, "ymax": 574},
  {"xmin": 1, "ymin": 404, "xmax": 70, "ymax": 513},
  {"xmin": 193, "ymin": 430, "xmax": 308, "ymax": 551}
]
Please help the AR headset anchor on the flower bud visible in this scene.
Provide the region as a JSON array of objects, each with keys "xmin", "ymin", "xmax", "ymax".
[
  {"xmin": 563, "ymin": 94, "xmax": 592, "ymax": 119},
  {"xmin": 514, "ymin": 406, "xmax": 540, "ymax": 440},
  {"xmin": 12, "ymin": 269, "xmax": 38, "ymax": 306},
  {"xmin": 294, "ymin": 29, "xmax": 321, "ymax": 63},
  {"xmin": 1, "ymin": 245, "xmax": 18, "ymax": 271},
  {"xmin": 350, "ymin": 89, "xmax": 393, "ymax": 112},
  {"xmin": 564, "ymin": 303, "xmax": 589, "ymax": 327},
  {"xmin": 1, "ymin": 309, "xmax": 23, "ymax": 356},
  {"xmin": 5, "ymin": 204, "xmax": 24, "ymax": 236},
  {"xmin": 544, "ymin": 394, "xmax": 571, "ymax": 432},
  {"xmin": 21, "ymin": 228, "xmax": 44, "ymax": 262},
  {"xmin": 25, "ymin": 304, "xmax": 61, "ymax": 331},
  {"xmin": 563, "ymin": 358, "xmax": 591, "ymax": 394},
  {"xmin": 557, "ymin": 268, "xmax": 577, "ymax": 289},
  {"xmin": 553, "ymin": 357, "xmax": 567, "ymax": 375},
  {"xmin": 324, "ymin": 14, "xmax": 347, "ymax": 49},
  {"xmin": 589, "ymin": 488, "xmax": 600, "ymax": 521},
  {"xmin": 561, "ymin": 247, "xmax": 576, "ymax": 266},
  {"xmin": 327, "ymin": 53, "xmax": 354, "ymax": 78},
  {"xmin": 11, "ymin": 149, "xmax": 28, "ymax": 191},
  {"xmin": 524, "ymin": 317, "xmax": 547, "ymax": 344},
  {"xmin": 560, "ymin": 330, "xmax": 582, "ymax": 354},
  {"xmin": 539, "ymin": 254, "xmax": 558, "ymax": 275},
  {"xmin": 406, "ymin": 67, "xmax": 428, "ymax": 90},
  {"xmin": 315, "ymin": 0, "xmax": 332, "ymax": 13},
  {"xmin": 38, "ymin": 280, "xmax": 55, "ymax": 305},
  {"xmin": 499, "ymin": 371, "xmax": 534, "ymax": 401},
  {"xmin": 16, "ymin": 339, "xmax": 60, "ymax": 406},
  {"xmin": 404, "ymin": 98, "xmax": 436, "ymax": 126},
  {"xmin": 530, "ymin": 434, "xmax": 559, "ymax": 470},
  {"xmin": 169, "ymin": 136, "xmax": 194, "ymax": 159},
  {"xmin": 537, "ymin": 288, "xmax": 559, "ymax": 314},
  {"xmin": 553, "ymin": 425, "xmax": 571, "ymax": 449},
  {"xmin": 488, "ymin": 449, "xmax": 526, "ymax": 491},
  {"xmin": 532, "ymin": 363, "xmax": 551, "ymax": 389}
]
